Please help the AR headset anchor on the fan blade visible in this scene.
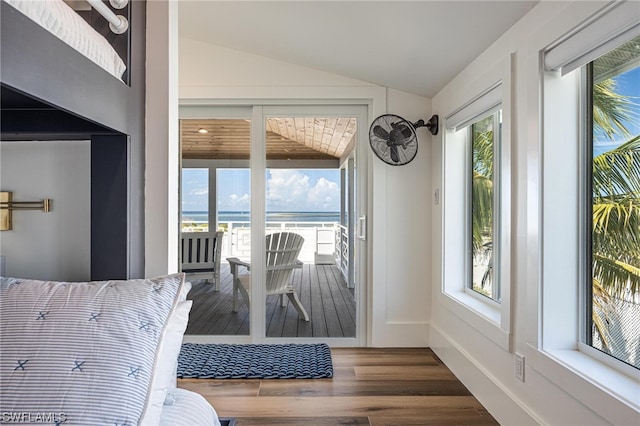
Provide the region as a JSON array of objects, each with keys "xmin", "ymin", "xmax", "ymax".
[
  {"xmin": 373, "ymin": 125, "xmax": 390, "ymax": 140},
  {"xmin": 390, "ymin": 145, "xmax": 400, "ymax": 163}
]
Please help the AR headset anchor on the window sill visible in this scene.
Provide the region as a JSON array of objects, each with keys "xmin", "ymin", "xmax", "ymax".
[
  {"xmin": 527, "ymin": 344, "xmax": 640, "ymax": 424},
  {"xmin": 441, "ymin": 289, "xmax": 510, "ymax": 351}
]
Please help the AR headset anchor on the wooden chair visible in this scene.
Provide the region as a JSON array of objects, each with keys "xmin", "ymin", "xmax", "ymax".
[
  {"xmin": 181, "ymin": 231, "xmax": 224, "ymax": 291},
  {"xmin": 227, "ymin": 232, "xmax": 309, "ymax": 321}
]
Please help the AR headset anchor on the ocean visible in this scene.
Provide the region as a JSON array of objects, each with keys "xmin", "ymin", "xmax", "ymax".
[{"xmin": 182, "ymin": 211, "xmax": 340, "ymax": 223}]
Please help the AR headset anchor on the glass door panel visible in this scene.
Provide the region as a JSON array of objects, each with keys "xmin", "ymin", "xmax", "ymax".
[
  {"xmin": 180, "ymin": 117, "xmax": 251, "ymax": 337},
  {"xmin": 263, "ymin": 116, "xmax": 357, "ymax": 338}
]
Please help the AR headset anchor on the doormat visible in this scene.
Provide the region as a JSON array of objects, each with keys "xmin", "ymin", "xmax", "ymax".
[{"xmin": 177, "ymin": 343, "xmax": 333, "ymax": 379}]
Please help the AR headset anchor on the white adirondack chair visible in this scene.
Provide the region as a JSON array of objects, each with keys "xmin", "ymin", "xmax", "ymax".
[{"xmin": 227, "ymin": 232, "xmax": 310, "ymax": 321}]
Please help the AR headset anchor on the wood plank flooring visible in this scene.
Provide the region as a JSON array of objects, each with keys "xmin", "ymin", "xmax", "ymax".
[
  {"xmin": 185, "ymin": 262, "xmax": 356, "ymax": 338},
  {"xmin": 178, "ymin": 348, "xmax": 498, "ymax": 425}
]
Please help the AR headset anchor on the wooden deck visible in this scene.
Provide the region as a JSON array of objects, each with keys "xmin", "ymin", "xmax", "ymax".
[{"xmin": 185, "ymin": 262, "xmax": 356, "ymax": 338}]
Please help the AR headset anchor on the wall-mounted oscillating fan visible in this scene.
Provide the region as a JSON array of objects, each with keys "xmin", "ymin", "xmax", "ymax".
[{"xmin": 368, "ymin": 114, "xmax": 438, "ymax": 166}]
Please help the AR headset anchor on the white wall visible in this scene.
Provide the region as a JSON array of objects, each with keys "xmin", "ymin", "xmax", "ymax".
[
  {"xmin": 430, "ymin": 1, "xmax": 639, "ymax": 425},
  {"xmin": 145, "ymin": 0, "xmax": 180, "ymax": 278},
  {"xmin": 180, "ymin": 38, "xmax": 375, "ymax": 89},
  {"xmin": 174, "ymin": 37, "xmax": 431, "ymax": 346},
  {"xmin": 373, "ymin": 88, "xmax": 432, "ymax": 346},
  {"xmin": 0, "ymin": 141, "xmax": 90, "ymax": 281}
]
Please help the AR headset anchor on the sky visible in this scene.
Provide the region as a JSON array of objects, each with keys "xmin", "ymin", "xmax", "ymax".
[
  {"xmin": 615, "ymin": 67, "xmax": 640, "ymax": 136},
  {"xmin": 182, "ymin": 168, "xmax": 340, "ymax": 213}
]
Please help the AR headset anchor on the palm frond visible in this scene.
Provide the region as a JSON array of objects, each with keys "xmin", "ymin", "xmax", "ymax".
[
  {"xmin": 471, "ymin": 171, "xmax": 493, "ymax": 254},
  {"xmin": 592, "ymin": 197, "xmax": 640, "ymax": 257},
  {"xmin": 592, "ymin": 254, "xmax": 640, "ymax": 301},
  {"xmin": 593, "ymin": 79, "xmax": 637, "ymax": 140},
  {"xmin": 592, "ymin": 135, "xmax": 640, "ymax": 197},
  {"xmin": 591, "ymin": 134, "xmax": 640, "ymax": 301},
  {"xmin": 471, "ymin": 119, "xmax": 495, "ymax": 256},
  {"xmin": 473, "ymin": 128, "xmax": 494, "ymax": 177}
]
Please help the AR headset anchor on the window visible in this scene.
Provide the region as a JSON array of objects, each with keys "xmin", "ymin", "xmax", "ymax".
[
  {"xmin": 440, "ymin": 59, "xmax": 512, "ymax": 350},
  {"xmin": 584, "ymin": 37, "xmax": 640, "ymax": 370},
  {"xmin": 470, "ymin": 111, "xmax": 502, "ymax": 302},
  {"xmin": 540, "ymin": 2, "xmax": 640, "ymax": 390}
]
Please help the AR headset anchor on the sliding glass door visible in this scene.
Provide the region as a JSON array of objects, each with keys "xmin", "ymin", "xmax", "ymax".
[
  {"xmin": 179, "ymin": 104, "xmax": 367, "ymax": 346},
  {"xmin": 263, "ymin": 114, "xmax": 358, "ymax": 339},
  {"xmin": 180, "ymin": 111, "xmax": 252, "ymax": 338}
]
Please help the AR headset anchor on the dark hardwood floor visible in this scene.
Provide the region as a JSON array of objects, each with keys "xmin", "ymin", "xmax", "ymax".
[
  {"xmin": 185, "ymin": 262, "xmax": 356, "ymax": 338},
  {"xmin": 178, "ymin": 347, "xmax": 499, "ymax": 425}
]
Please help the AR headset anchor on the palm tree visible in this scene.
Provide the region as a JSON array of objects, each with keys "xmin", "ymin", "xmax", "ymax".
[
  {"xmin": 471, "ymin": 115, "xmax": 496, "ymax": 296},
  {"xmin": 592, "ymin": 135, "xmax": 640, "ymax": 291},
  {"xmin": 591, "ymin": 134, "xmax": 640, "ymax": 352},
  {"xmin": 589, "ymin": 69, "xmax": 639, "ymax": 356}
]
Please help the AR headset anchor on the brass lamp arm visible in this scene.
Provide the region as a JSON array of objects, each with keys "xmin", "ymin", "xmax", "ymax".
[
  {"xmin": 1, "ymin": 192, "xmax": 51, "ymax": 231},
  {"xmin": 0, "ymin": 199, "xmax": 51, "ymax": 212}
]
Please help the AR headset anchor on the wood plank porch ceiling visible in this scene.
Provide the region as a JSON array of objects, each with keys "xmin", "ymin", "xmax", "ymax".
[{"xmin": 181, "ymin": 118, "xmax": 357, "ymax": 160}]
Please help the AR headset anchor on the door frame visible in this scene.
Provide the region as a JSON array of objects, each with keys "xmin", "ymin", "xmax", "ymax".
[
  {"xmin": 259, "ymin": 104, "xmax": 367, "ymax": 347},
  {"xmin": 179, "ymin": 86, "xmax": 386, "ymax": 347}
]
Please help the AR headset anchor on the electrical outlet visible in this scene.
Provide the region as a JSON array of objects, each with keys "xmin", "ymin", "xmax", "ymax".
[{"xmin": 514, "ymin": 353, "xmax": 525, "ymax": 382}]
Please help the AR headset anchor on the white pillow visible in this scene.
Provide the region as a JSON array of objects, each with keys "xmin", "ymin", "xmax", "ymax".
[
  {"xmin": 0, "ymin": 273, "xmax": 185, "ymax": 425},
  {"xmin": 179, "ymin": 280, "xmax": 193, "ymax": 302},
  {"xmin": 140, "ymin": 299, "xmax": 192, "ymax": 425},
  {"xmin": 158, "ymin": 388, "xmax": 221, "ymax": 426}
]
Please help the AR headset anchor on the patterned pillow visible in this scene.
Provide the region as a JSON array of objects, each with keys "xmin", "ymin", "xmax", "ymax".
[{"xmin": 0, "ymin": 274, "xmax": 186, "ymax": 426}]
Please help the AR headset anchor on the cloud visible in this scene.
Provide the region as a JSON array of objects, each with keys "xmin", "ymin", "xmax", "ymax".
[
  {"xmin": 267, "ymin": 170, "xmax": 339, "ymax": 211},
  {"xmin": 307, "ymin": 177, "xmax": 339, "ymax": 210},
  {"xmin": 190, "ymin": 188, "xmax": 208, "ymax": 196},
  {"xmin": 228, "ymin": 193, "xmax": 250, "ymax": 208},
  {"xmin": 182, "ymin": 184, "xmax": 208, "ymax": 211}
]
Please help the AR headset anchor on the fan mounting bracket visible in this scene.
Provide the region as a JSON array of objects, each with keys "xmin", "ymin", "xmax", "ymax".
[{"xmin": 412, "ymin": 115, "xmax": 439, "ymax": 136}]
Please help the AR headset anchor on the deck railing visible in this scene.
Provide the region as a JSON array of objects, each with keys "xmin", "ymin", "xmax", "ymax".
[
  {"xmin": 335, "ymin": 224, "xmax": 349, "ymax": 282},
  {"xmin": 182, "ymin": 220, "xmax": 343, "ymax": 265}
]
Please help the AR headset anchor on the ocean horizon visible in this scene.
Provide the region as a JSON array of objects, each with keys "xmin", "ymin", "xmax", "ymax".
[{"xmin": 182, "ymin": 210, "xmax": 340, "ymax": 223}]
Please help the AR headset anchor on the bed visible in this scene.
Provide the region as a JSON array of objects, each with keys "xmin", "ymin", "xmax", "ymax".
[
  {"xmin": 0, "ymin": 273, "xmax": 221, "ymax": 426},
  {"xmin": 4, "ymin": 0, "xmax": 127, "ymax": 81},
  {"xmin": 1, "ymin": 0, "xmax": 146, "ymax": 280}
]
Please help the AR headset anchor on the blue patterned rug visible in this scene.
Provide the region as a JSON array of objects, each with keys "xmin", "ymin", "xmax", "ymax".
[{"xmin": 177, "ymin": 343, "xmax": 333, "ymax": 379}]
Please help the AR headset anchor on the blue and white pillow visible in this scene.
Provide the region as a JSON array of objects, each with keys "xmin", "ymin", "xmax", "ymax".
[{"xmin": 0, "ymin": 274, "xmax": 186, "ymax": 426}]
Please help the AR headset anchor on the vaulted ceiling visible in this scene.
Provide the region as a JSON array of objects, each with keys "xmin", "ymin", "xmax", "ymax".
[
  {"xmin": 178, "ymin": 1, "xmax": 539, "ymax": 98},
  {"xmin": 178, "ymin": 1, "xmax": 539, "ymax": 160}
]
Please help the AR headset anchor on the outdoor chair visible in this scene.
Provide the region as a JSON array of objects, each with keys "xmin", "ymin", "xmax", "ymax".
[
  {"xmin": 227, "ymin": 232, "xmax": 310, "ymax": 321},
  {"xmin": 181, "ymin": 231, "xmax": 224, "ymax": 291}
]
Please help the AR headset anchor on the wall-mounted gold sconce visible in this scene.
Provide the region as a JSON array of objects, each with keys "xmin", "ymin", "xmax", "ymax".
[{"xmin": 0, "ymin": 191, "xmax": 52, "ymax": 231}]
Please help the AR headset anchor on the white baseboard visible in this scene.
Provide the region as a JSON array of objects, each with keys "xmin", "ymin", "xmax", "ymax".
[{"xmin": 429, "ymin": 324, "xmax": 542, "ymax": 426}]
